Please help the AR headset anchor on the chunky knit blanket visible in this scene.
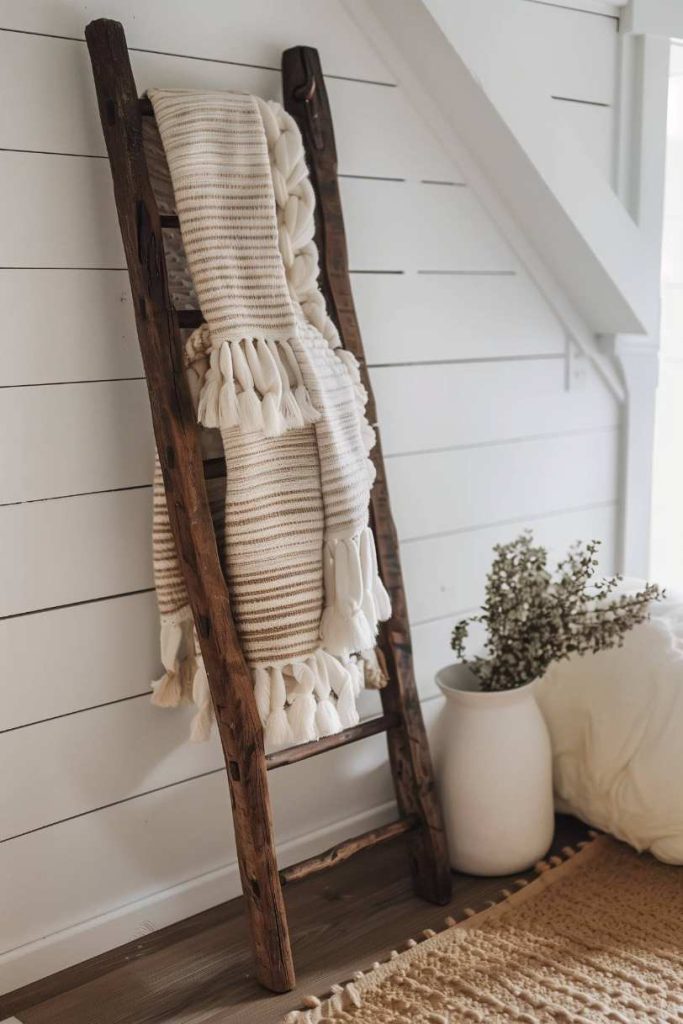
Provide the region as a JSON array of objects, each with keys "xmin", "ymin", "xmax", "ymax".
[{"xmin": 148, "ymin": 89, "xmax": 390, "ymax": 749}]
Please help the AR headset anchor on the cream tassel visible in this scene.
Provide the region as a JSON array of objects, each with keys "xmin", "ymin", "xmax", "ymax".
[
  {"xmin": 335, "ymin": 673, "xmax": 360, "ymax": 729},
  {"xmin": 217, "ymin": 341, "xmax": 240, "ymax": 428},
  {"xmin": 268, "ymin": 339, "xmax": 305, "ymax": 429},
  {"xmin": 253, "ymin": 666, "xmax": 272, "ymax": 727},
  {"xmin": 151, "ymin": 669, "xmax": 183, "ymax": 708},
  {"xmin": 279, "ymin": 338, "xmax": 320, "ymax": 423},
  {"xmin": 196, "ymin": 345, "xmax": 223, "ymax": 429},
  {"xmin": 289, "ymin": 660, "xmax": 318, "ymax": 744},
  {"xmin": 347, "ymin": 655, "xmax": 365, "ymax": 696},
  {"xmin": 361, "ymin": 647, "xmax": 389, "ymax": 690},
  {"xmin": 360, "ymin": 526, "xmax": 391, "ymax": 623},
  {"xmin": 190, "ymin": 660, "xmax": 214, "ymax": 742},
  {"xmin": 313, "ymin": 652, "xmax": 343, "ymax": 736},
  {"xmin": 321, "ymin": 650, "xmax": 360, "ymax": 727},
  {"xmin": 230, "ymin": 339, "xmax": 266, "ymax": 434},
  {"xmin": 152, "ymin": 617, "xmax": 193, "ymax": 708},
  {"xmin": 264, "ymin": 666, "xmax": 292, "ymax": 750},
  {"xmin": 244, "ymin": 338, "xmax": 286, "ymax": 436},
  {"xmin": 320, "ymin": 538, "xmax": 374, "ymax": 657}
]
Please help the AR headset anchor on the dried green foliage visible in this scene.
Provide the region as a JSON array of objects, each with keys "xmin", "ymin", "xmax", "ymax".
[{"xmin": 451, "ymin": 533, "xmax": 663, "ymax": 691}]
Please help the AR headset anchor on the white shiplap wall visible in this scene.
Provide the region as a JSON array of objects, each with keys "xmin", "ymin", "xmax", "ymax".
[{"xmin": 0, "ymin": 0, "xmax": 622, "ymax": 991}]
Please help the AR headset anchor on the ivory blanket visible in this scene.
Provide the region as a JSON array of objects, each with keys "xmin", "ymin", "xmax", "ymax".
[{"xmin": 147, "ymin": 89, "xmax": 390, "ymax": 749}]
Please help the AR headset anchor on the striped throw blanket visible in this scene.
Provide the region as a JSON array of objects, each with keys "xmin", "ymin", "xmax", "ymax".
[{"xmin": 148, "ymin": 89, "xmax": 390, "ymax": 749}]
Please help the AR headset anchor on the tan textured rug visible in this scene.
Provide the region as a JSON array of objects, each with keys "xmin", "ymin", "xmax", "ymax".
[{"xmin": 285, "ymin": 836, "xmax": 683, "ymax": 1023}]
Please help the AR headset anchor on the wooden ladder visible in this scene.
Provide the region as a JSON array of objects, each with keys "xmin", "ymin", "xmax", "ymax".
[{"xmin": 86, "ymin": 19, "xmax": 451, "ymax": 994}]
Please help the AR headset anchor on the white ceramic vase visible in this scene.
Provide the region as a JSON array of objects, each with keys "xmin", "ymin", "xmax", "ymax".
[{"xmin": 435, "ymin": 663, "xmax": 554, "ymax": 876}]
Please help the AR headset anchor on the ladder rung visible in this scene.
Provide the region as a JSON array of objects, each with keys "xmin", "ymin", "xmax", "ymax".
[
  {"xmin": 280, "ymin": 815, "xmax": 418, "ymax": 885},
  {"xmin": 177, "ymin": 309, "xmax": 205, "ymax": 329},
  {"xmin": 203, "ymin": 457, "xmax": 226, "ymax": 480},
  {"xmin": 266, "ymin": 712, "xmax": 398, "ymax": 771}
]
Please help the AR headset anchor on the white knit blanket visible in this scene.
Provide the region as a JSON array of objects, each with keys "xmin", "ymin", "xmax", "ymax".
[{"xmin": 148, "ymin": 89, "xmax": 390, "ymax": 749}]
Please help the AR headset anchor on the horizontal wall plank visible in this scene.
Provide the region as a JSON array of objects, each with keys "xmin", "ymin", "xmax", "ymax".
[
  {"xmin": 405, "ymin": 500, "xmax": 618, "ymax": 632},
  {"xmin": 388, "ymin": 427, "xmax": 619, "ymax": 542},
  {"xmin": 0, "ymin": 33, "xmax": 456, "ymax": 182},
  {"xmin": 0, "ymin": 425, "xmax": 617, "ymax": 616},
  {"xmin": 1, "ymin": 361, "xmax": 619, "ymax": 503},
  {"xmin": 0, "ymin": 488, "xmax": 152, "ymax": 617},
  {"xmin": 356, "ymin": 271, "xmax": 565, "ymax": 362},
  {"xmin": 0, "ymin": 0, "xmax": 393, "ymax": 83},
  {"xmin": 0, "ymin": 698, "xmax": 222, "ymax": 841},
  {"xmin": 520, "ymin": 1, "xmax": 617, "ymax": 105},
  {"xmin": 0, "ymin": 591, "xmax": 159, "ymax": 732},
  {"xmin": 0, "ymin": 152, "xmax": 504, "ymax": 272},
  {"xmin": 373, "ymin": 360, "xmax": 619, "ymax": 456},
  {"xmin": 1, "ymin": 380, "xmax": 153, "ymax": 503},
  {"xmin": 0, "ymin": 270, "xmax": 140, "ymax": 386},
  {"xmin": 553, "ymin": 98, "xmax": 614, "ymax": 181},
  {"xmin": 0, "ymin": 152, "xmax": 124, "ymax": 268},
  {"xmin": 0, "ymin": 266, "xmax": 565, "ymax": 388},
  {"xmin": 342, "ymin": 179, "xmax": 514, "ymax": 272}
]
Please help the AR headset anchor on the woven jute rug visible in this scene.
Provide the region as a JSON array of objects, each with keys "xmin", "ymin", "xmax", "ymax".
[{"xmin": 284, "ymin": 835, "xmax": 682, "ymax": 1023}]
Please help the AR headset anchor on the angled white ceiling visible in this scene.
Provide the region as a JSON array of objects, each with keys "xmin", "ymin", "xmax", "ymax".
[{"xmin": 346, "ymin": 0, "xmax": 655, "ymax": 340}]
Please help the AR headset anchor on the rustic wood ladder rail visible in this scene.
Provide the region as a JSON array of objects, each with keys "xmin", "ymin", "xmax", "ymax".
[{"xmin": 85, "ymin": 19, "xmax": 451, "ymax": 994}]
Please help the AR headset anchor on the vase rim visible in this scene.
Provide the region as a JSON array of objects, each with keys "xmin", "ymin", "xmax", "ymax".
[{"xmin": 435, "ymin": 662, "xmax": 540, "ymax": 706}]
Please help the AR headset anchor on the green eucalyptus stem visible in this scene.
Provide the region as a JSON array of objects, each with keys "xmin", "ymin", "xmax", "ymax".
[{"xmin": 451, "ymin": 533, "xmax": 663, "ymax": 692}]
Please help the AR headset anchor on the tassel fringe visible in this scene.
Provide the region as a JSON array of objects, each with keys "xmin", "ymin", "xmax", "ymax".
[
  {"xmin": 151, "ymin": 613, "xmax": 196, "ymax": 708},
  {"xmin": 254, "ymin": 650, "xmax": 366, "ymax": 752},
  {"xmin": 320, "ymin": 527, "xmax": 391, "ymax": 658},
  {"xmin": 188, "ymin": 327, "xmax": 320, "ymax": 435}
]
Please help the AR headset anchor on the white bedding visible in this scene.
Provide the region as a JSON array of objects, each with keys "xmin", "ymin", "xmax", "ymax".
[{"xmin": 536, "ymin": 586, "xmax": 683, "ymax": 863}]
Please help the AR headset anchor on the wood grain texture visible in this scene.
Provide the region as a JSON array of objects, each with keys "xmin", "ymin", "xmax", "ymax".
[
  {"xmin": 283, "ymin": 45, "xmax": 451, "ymax": 907},
  {"xmin": 86, "ymin": 19, "xmax": 293, "ymax": 992},
  {"xmin": 265, "ymin": 714, "xmax": 396, "ymax": 771},
  {"xmin": 0, "ymin": 816, "xmax": 591, "ymax": 1024},
  {"xmin": 279, "ymin": 816, "xmax": 417, "ymax": 884}
]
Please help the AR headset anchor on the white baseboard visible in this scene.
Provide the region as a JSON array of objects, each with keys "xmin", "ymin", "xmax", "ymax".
[{"xmin": 0, "ymin": 801, "xmax": 396, "ymax": 995}]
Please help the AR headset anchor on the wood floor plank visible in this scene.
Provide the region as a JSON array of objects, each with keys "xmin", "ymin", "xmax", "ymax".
[{"xmin": 1, "ymin": 815, "xmax": 590, "ymax": 1024}]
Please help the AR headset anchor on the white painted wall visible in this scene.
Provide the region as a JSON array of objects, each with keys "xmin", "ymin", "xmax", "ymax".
[{"xmin": 0, "ymin": 0, "xmax": 622, "ymax": 992}]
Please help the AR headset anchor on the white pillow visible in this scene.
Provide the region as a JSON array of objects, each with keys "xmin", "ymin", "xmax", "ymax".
[{"xmin": 536, "ymin": 586, "xmax": 683, "ymax": 863}]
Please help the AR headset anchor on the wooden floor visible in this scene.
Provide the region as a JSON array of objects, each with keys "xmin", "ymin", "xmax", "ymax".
[{"xmin": 2, "ymin": 815, "xmax": 588, "ymax": 1024}]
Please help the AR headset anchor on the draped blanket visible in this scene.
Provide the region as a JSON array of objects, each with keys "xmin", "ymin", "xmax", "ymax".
[{"xmin": 148, "ymin": 89, "xmax": 391, "ymax": 749}]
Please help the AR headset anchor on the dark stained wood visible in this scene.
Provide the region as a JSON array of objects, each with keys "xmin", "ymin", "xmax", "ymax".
[
  {"xmin": 85, "ymin": 22, "xmax": 451, "ymax": 997},
  {"xmin": 280, "ymin": 816, "xmax": 418, "ymax": 885},
  {"xmin": 282, "ymin": 46, "xmax": 452, "ymax": 907},
  {"xmin": 0, "ymin": 817, "xmax": 591, "ymax": 1024},
  {"xmin": 266, "ymin": 713, "xmax": 398, "ymax": 770},
  {"xmin": 85, "ymin": 19, "xmax": 294, "ymax": 994},
  {"xmin": 177, "ymin": 309, "xmax": 205, "ymax": 328}
]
